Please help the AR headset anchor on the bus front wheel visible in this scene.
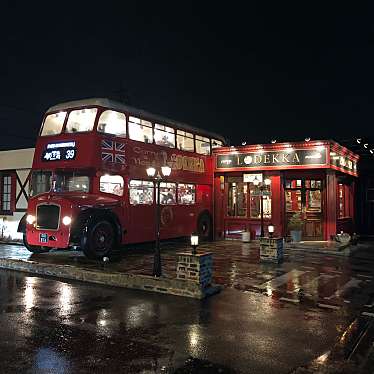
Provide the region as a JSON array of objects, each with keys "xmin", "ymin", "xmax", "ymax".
[
  {"xmin": 23, "ymin": 234, "xmax": 50, "ymax": 254},
  {"xmin": 81, "ymin": 219, "xmax": 117, "ymax": 260},
  {"xmin": 197, "ymin": 213, "xmax": 212, "ymax": 240}
]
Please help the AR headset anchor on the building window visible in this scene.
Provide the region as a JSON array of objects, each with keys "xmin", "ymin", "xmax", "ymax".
[
  {"xmin": 66, "ymin": 108, "xmax": 97, "ymax": 133},
  {"xmin": 249, "ymin": 184, "xmax": 272, "ymax": 219},
  {"xmin": 195, "ymin": 135, "xmax": 210, "ymax": 155},
  {"xmin": 176, "ymin": 130, "xmax": 194, "ymax": 152},
  {"xmin": 154, "ymin": 124, "xmax": 175, "ymax": 148},
  {"xmin": 129, "ymin": 180, "xmax": 154, "ymax": 205},
  {"xmin": 41, "ymin": 112, "xmax": 67, "ymax": 136},
  {"xmin": 97, "ymin": 110, "xmax": 126, "ymax": 137},
  {"xmin": 159, "ymin": 182, "xmax": 177, "ymax": 205},
  {"xmin": 338, "ymin": 183, "xmax": 351, "ymax": 218},
  {"xmin": 100, "ymin": 175, "xmax": 124, "ymax": 196},
  {"xmin": 1, "ymin": 175, "xmax": 13, "ymax": 214},
  {"xmin": 227, "ymin": 178, "xmax": 247, "ymax": 217},
  {"xmin": 178, "ymin": 184, "xmax": 195, "ymax": 204}
]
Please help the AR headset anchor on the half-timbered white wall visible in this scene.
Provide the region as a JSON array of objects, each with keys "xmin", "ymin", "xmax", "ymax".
[{"xmin": 0, "ymin": 148, "xmax": 34, "ymax": 240}]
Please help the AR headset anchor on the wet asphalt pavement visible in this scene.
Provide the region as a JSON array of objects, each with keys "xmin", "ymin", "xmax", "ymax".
[{"xmin": 0, "ymin": 241, "xmax": 374, "ymax": 373}]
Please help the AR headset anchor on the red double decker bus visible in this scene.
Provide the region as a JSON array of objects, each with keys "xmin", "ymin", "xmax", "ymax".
[{"xmin": 19, "ymin": 98, "xmax": 225, "ymax": 258}]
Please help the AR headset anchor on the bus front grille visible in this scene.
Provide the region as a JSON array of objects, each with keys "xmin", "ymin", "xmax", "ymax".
[{"xmin": 36, "ymin": 204, "xmax": 60, "ymax": 230}]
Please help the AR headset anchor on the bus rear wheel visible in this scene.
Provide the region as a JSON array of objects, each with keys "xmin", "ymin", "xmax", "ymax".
[
  {"xmin": 23, "ymin": 234, "xmax": 50, "ymax": 254},
  {"xmin": 81, "ymin": 219, "xmax": 117, "ymax": 260},
  {"xmin": 197, "ymin": 213, "xmax": 212, "ymax": 241}
]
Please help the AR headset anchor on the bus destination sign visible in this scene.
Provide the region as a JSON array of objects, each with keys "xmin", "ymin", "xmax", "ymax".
[{"xmin": 42, "ymin": 141, "xmax": 77, "ymax": 162}]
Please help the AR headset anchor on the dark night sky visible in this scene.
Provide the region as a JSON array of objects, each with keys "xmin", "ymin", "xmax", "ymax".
[{"xmin": 2, "ymin": 2, "xmax": 374, "ymax": 150}]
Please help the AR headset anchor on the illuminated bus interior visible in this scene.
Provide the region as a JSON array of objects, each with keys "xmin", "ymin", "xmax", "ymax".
[{"xmin": 40, "ymin": 103, "xmax": 224, "ymax": 155}]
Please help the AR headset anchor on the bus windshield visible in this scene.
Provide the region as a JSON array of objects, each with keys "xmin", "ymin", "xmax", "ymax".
[
  {"xmin": 53, "ymin": 172, "xmax": 90, "ymax": 193},
  {"xmin": 30, "ymin": 171, "xmax": 53, "ymax": 196}
]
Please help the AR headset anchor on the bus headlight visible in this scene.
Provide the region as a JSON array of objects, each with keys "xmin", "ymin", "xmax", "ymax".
[
  {"xmin": 62, "ymin": 216, "xmax": 72, "ymax": 226},
  {"xmin": 26, "ymin": 215, "xmax": 36, "ymax": 225}
]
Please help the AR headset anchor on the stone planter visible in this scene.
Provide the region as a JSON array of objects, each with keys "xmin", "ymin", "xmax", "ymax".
[
  {"xmin": 259, "ymin": 237, "xmax": 284, "ymax": 262},
  {"xmin": 290, "ymin": 230, "xmax": 302, "ymax": 242}
]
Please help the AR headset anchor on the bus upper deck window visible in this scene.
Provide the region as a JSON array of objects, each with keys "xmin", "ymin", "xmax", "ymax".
[
  {"xmin": 128, "ymin": 116, "xmax": 153, "ymax": 143},
  {"xmin": 212, "ymin": 139, "xmax": 223, "ymax": 149},
  {"xmin": 66, "ymin": 108, "xmax": 97, "ymax": 133},
  {"xmin": 195, "ymin": 135, "xmax": 210, "ymax": 155},
  {"xmin": 98, "ymin": 110, "xmax": 127, "ymax": 137},
  {"xmin": 154, "ymin": 124, "xmax": 175, "ymax": 148},
  {"xmin": 176, "ymin": 130, "xmax": 194, "ymax": 152},
  {"xmin": 41, "ymin": 112, "xmax": 67, "ymax": 136}
]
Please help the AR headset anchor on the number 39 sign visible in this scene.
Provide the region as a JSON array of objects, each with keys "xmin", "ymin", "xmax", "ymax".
[{"xmin": 41, "ymin": 141, "xmax": 77, "ymax": 162}]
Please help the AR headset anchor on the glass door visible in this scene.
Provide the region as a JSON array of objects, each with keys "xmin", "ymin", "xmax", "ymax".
[{"xmin": 285, "ymin": 178, "xmax": 323, "ymax": 240}]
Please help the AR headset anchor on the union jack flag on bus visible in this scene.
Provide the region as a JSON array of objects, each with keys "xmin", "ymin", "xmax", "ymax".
[{"xmin": 101, "ymin": 140, "xmax": 126, "ymax": 164}]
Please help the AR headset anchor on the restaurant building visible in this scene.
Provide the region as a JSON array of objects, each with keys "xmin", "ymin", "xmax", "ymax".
[{"xmin": 213, "ymin": 140, "xmax": 359, "ymax": 241}]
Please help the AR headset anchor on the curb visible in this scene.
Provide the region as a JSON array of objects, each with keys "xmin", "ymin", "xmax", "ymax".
[{"xmin": 0, "ymin": 258, "xmax": 222, "ymax": 300}]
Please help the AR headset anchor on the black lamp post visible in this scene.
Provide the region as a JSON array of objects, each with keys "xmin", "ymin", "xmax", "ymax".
[
  {"xmin": 146, "ymin": 165, "xmax": 172, "ymax": 277},
  {"xmin": 252, "ymin": 176, "xmax": 271, "ymax": 238}
]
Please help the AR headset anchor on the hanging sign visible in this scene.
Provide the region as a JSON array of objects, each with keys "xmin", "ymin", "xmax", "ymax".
[{"xmin": 217, "ymin": 147, "xmax": 327, "ymax": 169}]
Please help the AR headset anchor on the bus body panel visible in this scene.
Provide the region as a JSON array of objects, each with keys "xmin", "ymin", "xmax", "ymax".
[{"xmin": 24, "ymin": 99, "xmax": 223, "ymax": 254}]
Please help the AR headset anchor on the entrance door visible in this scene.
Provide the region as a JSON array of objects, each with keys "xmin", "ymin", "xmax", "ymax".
[{"xmin": 285, "ymin": 178, "xmax": 323, "ymax": 240}]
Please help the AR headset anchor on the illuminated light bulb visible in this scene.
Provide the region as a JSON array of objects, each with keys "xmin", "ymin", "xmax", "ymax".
[
  {"xmin": 364, "ymin": 143, "xmax": 368, "ymax": 148},
  {"xmin": 305, "ymin": 137, "xmax": 311, "ymax": 142},
  {"xmin": 356, "ymin": 138, "xmax": 362, "ymax": 144},
  {"xmin": 242, "ymin": 141, "xmax": 247, "ymax": 145},
  {"xmin": 271, "ymin": 139, "xmax": 277, "ymax": 144},
  {"xmin": 370, "ymin": 149, "xmax": 374, "ymax": 154}
]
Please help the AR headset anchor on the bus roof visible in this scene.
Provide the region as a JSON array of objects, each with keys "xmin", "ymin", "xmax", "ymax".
[{"xmin": 47, "ymin": 98, "xmax": 227, "ymax": 144}]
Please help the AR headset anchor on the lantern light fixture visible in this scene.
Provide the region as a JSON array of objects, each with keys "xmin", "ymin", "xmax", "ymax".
[
  {"xmin": 146, "ymin": 166, "xmax": 156, "ymax": 177},
  {"xmin": 161, "ymin": 165, "xmax": 172, "ymax": 177},
  {"xmin": 268, "ymin": 224, "xmax": 275, "ymax": 238},
  {"xmin": 190, "ymin": 232, "xmax": 199, "ymax": 255}
]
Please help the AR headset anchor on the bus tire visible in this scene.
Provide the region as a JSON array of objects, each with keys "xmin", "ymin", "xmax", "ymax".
[
  {"xmin": 81, "ymin": 219, "xmax": 117, "ymax": 260},
  {"xmin": 23, "ymin": 234, "xmax": 50, "ymax": 254},
  {"xmin": 197, "ymin": 212, "xmax": 212, "ymax": 241}
]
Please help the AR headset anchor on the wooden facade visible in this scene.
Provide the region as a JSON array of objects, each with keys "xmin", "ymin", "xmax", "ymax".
[{"xmin": 213, "ymin": 140, "xmax": 358, "ymax": 241}]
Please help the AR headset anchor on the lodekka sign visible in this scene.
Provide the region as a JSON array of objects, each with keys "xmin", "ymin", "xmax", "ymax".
[{"xmin": 217, "ymin": 147, "xmax": 327, "ymax": 169}]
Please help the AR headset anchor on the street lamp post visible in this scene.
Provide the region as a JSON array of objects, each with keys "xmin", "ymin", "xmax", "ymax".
[
  {"xmin": 253, "ymin": 176, "xmax": 271, "ymax": 238},
  {"xmin": 146, "ymin": 165, "xmax": 172, "ymax": 277}
]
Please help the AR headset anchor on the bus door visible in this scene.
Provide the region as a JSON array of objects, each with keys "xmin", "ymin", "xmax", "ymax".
[{"xmin": 127, "ymin": 179, "xmax": 155, "ymax": 243}]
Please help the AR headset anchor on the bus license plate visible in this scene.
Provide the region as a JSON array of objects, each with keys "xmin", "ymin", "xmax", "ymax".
[{"xmin": 39, "ymin": 233, "xmax": 48, "ymax": 243}]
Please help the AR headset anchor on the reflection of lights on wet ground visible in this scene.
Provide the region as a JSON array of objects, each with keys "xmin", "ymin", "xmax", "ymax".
[
  {"xmin": 35, "ymin": 347, "xmax": 71, "ymax": 372},
  {"xmin": 315, "ymin": 351, "xmax": 330, "ymax": 364},
  {"xmin": 126, "ymin": 304, "xmax": 148, "ymax": 328},
  {"xmin": 266, "ymin": 285, "xmax": 273, "ymax": 296},
  {"xmin": 229, "ymin": 263, "xmax": 237, "ymax": 283},
  {"xmin": 58, "ymin": 283, "xmax": 74, "ymax": 316},
  {"xmin": 188, "ymin": 325, "xmax": 203, "ymax": 355},
  {"xmin": 24, "ymin": 277, "xmax": 37, "ymax": 311}
]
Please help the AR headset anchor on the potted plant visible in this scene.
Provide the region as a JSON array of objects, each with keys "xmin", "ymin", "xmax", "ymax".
[{"xmin": 288, "ymin": 213, "xmax": 303, "ymax": 242}]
